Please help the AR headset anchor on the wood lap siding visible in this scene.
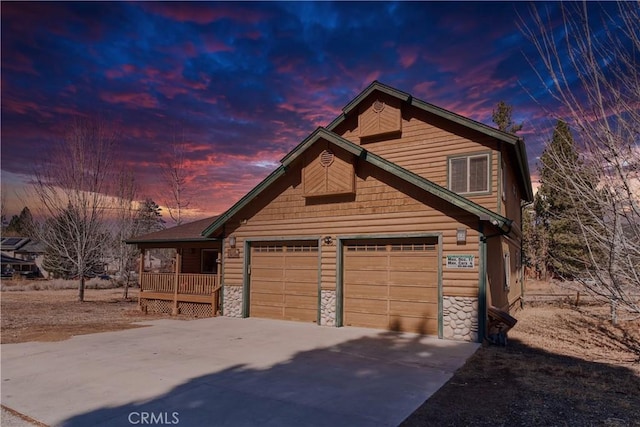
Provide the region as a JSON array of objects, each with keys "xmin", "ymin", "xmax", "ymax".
[
  {"xmin": 222, "ymin": 158, "xmax": 480, "ymax": 298},
  {"xmin": 335, "ymin": 104, "xmax": 499, "ymax": 213}
]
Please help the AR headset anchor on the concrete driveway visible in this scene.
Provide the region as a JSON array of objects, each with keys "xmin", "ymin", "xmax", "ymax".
[{"xmin": 1, "ymin": 317, "xmax": 478, "ymax": 427}]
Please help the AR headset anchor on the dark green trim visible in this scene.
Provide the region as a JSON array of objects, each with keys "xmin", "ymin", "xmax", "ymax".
[
  {"xmin": 242, "ymin": 239, "xmax": 250, "ymax": 318},
  {"xmin": 201, "ymin": 166, "xmax": 286, "ymax": 237},
  {"xmin": 437, "ymin": 233, "xmax": 444, "ymax": 339},
  {"xmin": 317, "ymin": 238, "xmax": 322, "ymax": 326},
  {"xmin": 219, "ymin": 237, "xmax": 225, "ymax": 315},
  {"xmin": 337, "ymin": 232, "xmax": 443, "ymax": 337},
  {"xmin": 280, "ymin": 127, "xmax": 363, "ymax": 166},
  {"xmin": 497, "ymin": 151, "xmax": 503, "ymax": 215},
  {"xmin": 341, "ymin": 81, "xmax": 411, "ymax": 116},
  {"xmin": 446, "ymin": 151, "xmax": 493, "ymax": 197},
  {"xmin": 336, "ymin": 241, "xmax": 344, "ymax": 327},
  {"xmin": 478, "ymin": 224, "xmax": 487, "ymax": 343}
]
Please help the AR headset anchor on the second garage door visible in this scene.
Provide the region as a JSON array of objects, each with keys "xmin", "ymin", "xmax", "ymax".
[
  {"xmin": 343, "ymin": 238, "xmax": 439, "ymax": 334},
  {"xmin": 250, "ymin": 242, "xmax": 319, "ymax": 323}
]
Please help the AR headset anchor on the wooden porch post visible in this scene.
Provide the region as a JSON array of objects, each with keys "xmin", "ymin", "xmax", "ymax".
[
  {"xmin": 213, "ymin": 252, "xmax": 222, "ymax": 316},
  {"xmin": 138, "ymin": 249, "xmax": 145, "ymax": 311},
  {"xmin": 172, "ymin": 250, "xmax": 181, "ymax": 315}
]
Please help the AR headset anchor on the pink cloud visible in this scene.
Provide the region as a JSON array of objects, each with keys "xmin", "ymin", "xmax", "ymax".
[
  {"xmin": 398, "ymin": 46, "xmax": 419, "ymax": 69},
  {"xmin": 100, "ymin": 92, "xmax": 159, "ymax": 109},
  {"xmin": 201, "ymin": 34, "xmax": 234, "ymax": 53},
  {"xmin": 143, "ymin": 3, "xmax": 268, "ymax": 25}
]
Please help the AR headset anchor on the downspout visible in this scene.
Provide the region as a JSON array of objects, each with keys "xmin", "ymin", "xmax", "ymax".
[{"xmin": 478, "ymin": 223, "xmax": 488, "ymax": 344}]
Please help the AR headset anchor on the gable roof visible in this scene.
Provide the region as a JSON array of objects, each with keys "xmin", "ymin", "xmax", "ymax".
[
  {"xmin": 202, "ymin": 127, "xmax": 513, "ymax": 237},
  {"xmin": 327, "ymin": 81, "xmax": 533, "ymax": 201},
  {"xmin": 126, "ymin": 216, "xmax": 220, "ymax": 244}
]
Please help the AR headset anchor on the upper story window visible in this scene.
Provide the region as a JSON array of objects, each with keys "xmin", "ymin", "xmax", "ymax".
[{"xmin": 449, "ymin": 153, "xmax": 490, "ymax": 194}]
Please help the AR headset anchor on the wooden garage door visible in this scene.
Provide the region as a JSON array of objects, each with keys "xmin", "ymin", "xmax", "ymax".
[
  {"xmin": 250, "ymin": 242, "xmax": 318, "ymax": 322},
  {"xmin": 344, "ymin": 239, "xmax": 439, "ymax": 334}
]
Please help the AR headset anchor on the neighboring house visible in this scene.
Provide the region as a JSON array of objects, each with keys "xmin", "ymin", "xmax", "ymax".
[
  {"xmin": 128, "ymin": 81, "xmax": 533, "ymax": 342},
  {"xmin": 1, "ymin": 237, "xmax": 45, "ymax": 277}
]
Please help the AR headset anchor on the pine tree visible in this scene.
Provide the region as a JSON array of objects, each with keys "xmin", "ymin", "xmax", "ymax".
[
  {"xmin": 536, "ymin": 120, "xmax": 596, "ymax": 278},
  {"xmin": 492, "ymin": 101, "xmax": 523, "ymax": 134},
  {"xmin": 5, "ymin": 207, "xmax": 35, "ymax": 237},
  {"xmin": 135, "ymin": 198, "xmax": 165, "ymax": 234}
]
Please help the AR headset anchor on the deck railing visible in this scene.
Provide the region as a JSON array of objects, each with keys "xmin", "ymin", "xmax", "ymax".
[
  {"xmin": 139, "ymin": 272, "xmax": 220, "ymax": 316},
  {"xmin": 140, "ymin": 272, "xmax": 218, "ymax": 295}
]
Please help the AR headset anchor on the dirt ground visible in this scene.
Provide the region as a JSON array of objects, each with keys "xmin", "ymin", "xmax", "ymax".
[
  {"xmin": 402, "ymin": 281, "xmax": 640, "ymax": 427},
  {"xmin": 2, "ymin": 283, "xmax": 639, "ymax": 426},
  {"xmin": 0, "ymin": 288, "xmax": 171, "ymax": 344}
]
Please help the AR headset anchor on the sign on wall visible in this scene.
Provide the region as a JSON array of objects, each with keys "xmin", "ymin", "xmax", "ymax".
[{"xmin": 446, "ymin": 254, "xmax": 475, "ymax": 269}]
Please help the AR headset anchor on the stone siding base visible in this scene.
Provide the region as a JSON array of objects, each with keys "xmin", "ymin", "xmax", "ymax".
[
  {"xmin": 443, "ymin": 296, "xmax": 478, "ymax": 341},
  {"xmin": 223, "ymin": 285, "xmax": 243, "ymax": 318},
  {"xmin": 320, "ymin": 290, "xmax": 336, "ymax": 326}
]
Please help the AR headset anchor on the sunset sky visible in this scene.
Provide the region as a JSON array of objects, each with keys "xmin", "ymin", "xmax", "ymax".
[{"xmin": 0, "ymin": 2, "xmax": 621, "ymax": 223}]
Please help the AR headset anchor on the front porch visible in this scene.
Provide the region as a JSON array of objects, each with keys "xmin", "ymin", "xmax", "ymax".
[{"xmin": 125, "ymin": 216, "xmax": 222, "ymax": 318}]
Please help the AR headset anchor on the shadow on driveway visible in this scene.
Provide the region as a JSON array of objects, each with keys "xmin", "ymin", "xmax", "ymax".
[{"xmin": 59, "ymin": 329, "xmax": 474, "ymax": 427}]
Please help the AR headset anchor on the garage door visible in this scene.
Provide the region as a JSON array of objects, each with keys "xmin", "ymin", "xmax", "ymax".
[
  {"xmin": 250, "ymin": 242, "xmax": 318, "ymax": 322},
  {"xmin": 344, "ymin": 238, "xmax": 439, "ymax": 334}
]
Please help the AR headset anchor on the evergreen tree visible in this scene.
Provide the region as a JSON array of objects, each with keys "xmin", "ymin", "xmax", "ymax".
[
  {"xmin": 135, "ymin": 198, "xmax": 165, "ymax": 235},
  {"xmin": 5, "ymin": 207, "xmax": 35, "ymax": 237},
  {"xmin": 536, "ymin": 120, "xmax": 596, "ymax": 278},
  {"xmin": 492, "ymin": 101, "xmax": 523, "ymax": 134}
]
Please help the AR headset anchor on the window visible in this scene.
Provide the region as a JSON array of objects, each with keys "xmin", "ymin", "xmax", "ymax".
[
  {"xmin": 201, "ymin": 250, "xmax": 218, "ymax": 274},
  {"xmin": 449, "ymin": 154, "xmax": 490, "ymax": 194}
]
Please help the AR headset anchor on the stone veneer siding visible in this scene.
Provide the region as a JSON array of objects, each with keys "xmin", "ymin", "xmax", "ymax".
[
  {"xmin": 443, "ymin": 296, "xmax": 478, "ymax": 341},
  {"xmin": 320, "ymin": 290, "xmax": 336, "ymax": 326},
  {"xmin": 223, "ymin": 285, "xmax": 243, "ymax": 318}
]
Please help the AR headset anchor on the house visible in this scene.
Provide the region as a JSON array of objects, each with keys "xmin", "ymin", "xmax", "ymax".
[
  {"xmin": 1, "ymin": 237, "xmax": 45, "ymax": 278},
  {"xmin": 128, "ymin": 81, "xmax": 533, "ymax": 342}
]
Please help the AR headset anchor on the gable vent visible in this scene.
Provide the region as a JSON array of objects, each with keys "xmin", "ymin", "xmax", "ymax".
[{"xmin": 320, "ymin": 150, "xmax": 334, "ymax": 167}]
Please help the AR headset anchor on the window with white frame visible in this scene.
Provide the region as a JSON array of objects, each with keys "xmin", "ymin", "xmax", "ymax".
[{"xmin": 449, "ymin": 153, "xmax": 490, "ymax": 194}]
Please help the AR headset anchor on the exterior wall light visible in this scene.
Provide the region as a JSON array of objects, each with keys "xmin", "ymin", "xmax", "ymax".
[
  {"xmin": 323, "ymin": 236, "xmax": 333, "ymax": 245},
  {"xmin": 228, "ymin": 235, "xmax": 236, "ymax": 248},
  {"xmin": 456, "ymin": 228, "xmax": 467, "ymax": 244}
]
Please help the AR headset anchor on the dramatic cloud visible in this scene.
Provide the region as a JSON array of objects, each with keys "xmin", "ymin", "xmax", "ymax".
[{"xmin": 0, "ymin": 2, "xmax": 622, "ymax": 221}]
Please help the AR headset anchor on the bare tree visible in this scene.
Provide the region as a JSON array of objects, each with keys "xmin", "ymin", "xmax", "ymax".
[
  {"xmin": 32, "ymin": 117, "xmax": 118, "ymax": 301},
  {"xmin": 520, "ymin": 1, "xmax": 640, "ymax": 320},
  {"xmin": 161, "ymin": 133, "xmax": 192, "ymax": 226},
  {"xmin": 111, "ymin": 167, "xmax": 140, "ymax": 299}
]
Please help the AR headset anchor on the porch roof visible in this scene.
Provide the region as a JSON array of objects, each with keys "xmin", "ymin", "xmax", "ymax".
[{"xmin": 126, "ymin": 216, "xmax": 220, "ymax": 244}]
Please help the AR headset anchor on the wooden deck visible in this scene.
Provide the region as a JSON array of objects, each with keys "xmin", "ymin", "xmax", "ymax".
[{"xmin": 139, "ymin": 272, "xmax": 220, "ymax": 316}]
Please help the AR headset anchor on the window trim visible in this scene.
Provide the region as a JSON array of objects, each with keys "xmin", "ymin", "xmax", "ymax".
[{"xmin": 447, "ymin": 151, "xmax": 492, "ymax": 195}]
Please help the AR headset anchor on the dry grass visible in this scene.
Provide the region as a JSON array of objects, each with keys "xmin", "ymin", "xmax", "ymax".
[
  {"xmin": 402, "ymin": 299, "xmax": 640, "ymax": 427},
  {"xmin": 0, "ymin": 288, "xmax": 170, "ymax": 344},
  {"xmin": 1, "ymin": 277, "xmax": 119, "ymax": 292}
]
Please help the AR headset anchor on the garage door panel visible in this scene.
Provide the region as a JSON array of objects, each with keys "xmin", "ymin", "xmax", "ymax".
[
  {"xmin": 284, "ymin": 294, "xmax": 317, "ymax": 308},
  {"xmin": 345, "ymin": 311, "xmax": 387, "ymax": 329},
  {"xmin": 345, "ymin": 297, "xmax": 387, "ymax": 314},
  {"xmin": 389, "ymin": 285, "xmax": 438, "ymax": 301},
  {"xmin": 252, "ymin": 255, "xmax": 284, "ymax": 268},
  {"xmin": 389, "ymin": 300, "xmax": 437, "ymax": 317},
  {"xmin": 285, "ymin": 269, "xmax": 317, "ymax": 282},
  {"xmin": 389, "ymin": 255, "xmax": 438, "ymax": 270},
  {"xmin": 344, "ymin": 283, "xmax": 387, "ymax": 299},
  {"xmin": 389, "ymin": 316, "xmax": 439, "ymax": 334},
  {"xmin": 251, "ymin": 305, "xmax": 284, "ymax": 318},
  {"xmin": 284, "ymin": 282, "xmax": 317, "ymax": 295},
  {"xmin": 388, "ymin": 270, "xmax": 437, "ymax": 286},
  {"xmin": 251, "ymin": 280, "xmax": 283, "ymax": 293},
  {"xmin": 344, "ymin": 239, "xmax": 439, "ymax": 335},
  {"xmin": 250, "ymin": 243, "xmax": 318, "ymax": 323}
]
